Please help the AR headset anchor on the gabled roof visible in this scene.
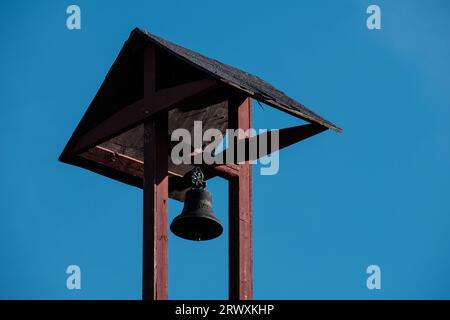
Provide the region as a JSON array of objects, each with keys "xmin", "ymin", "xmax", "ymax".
[{"xmin": 136, "ymin": 28, "xmax": 341, "ymax": 132}]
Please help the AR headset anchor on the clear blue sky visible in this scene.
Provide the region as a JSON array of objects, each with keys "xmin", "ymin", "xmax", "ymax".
[{"xmin": 1, "ymin": 0, "xmax": 449, "ymax": 299}]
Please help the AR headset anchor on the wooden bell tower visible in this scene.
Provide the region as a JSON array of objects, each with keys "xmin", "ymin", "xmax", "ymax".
[{"xmin": 59, "ymin": 28, "xmax": 340, "ymax": 300}]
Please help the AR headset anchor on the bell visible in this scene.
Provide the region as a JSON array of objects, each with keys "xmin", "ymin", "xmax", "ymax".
[{"xmin": 170, "ymin": 168, "xmax": 223, "ymax": 241}]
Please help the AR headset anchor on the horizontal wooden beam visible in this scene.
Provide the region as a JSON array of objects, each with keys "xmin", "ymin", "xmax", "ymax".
[
  {"xmin": 79, "ymin": 146, "xmax": 182, "ymax": 179},
  {"xmin": 202, "ymin": 163, "xmax": 239, "ymax": 180},
  {"xmin": 79, "ymin": 145, "xmax": 145, "ymax": 178},
  {"xmin": 78, "ymin": 146, "xmax": 237, "ymax": 192}
]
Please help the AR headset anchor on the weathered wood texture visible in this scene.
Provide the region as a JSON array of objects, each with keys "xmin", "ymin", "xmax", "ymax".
[
  {"xmin": 142, "ymin": 114, "xmax": 169, "ymax": 300},
  {"xmin": 228, "ymin": 96, "xmax": 253, "ymax": 300},
  {"xmin": 142, "ymin": 46, "xmax": 168, "ymax": 300}
]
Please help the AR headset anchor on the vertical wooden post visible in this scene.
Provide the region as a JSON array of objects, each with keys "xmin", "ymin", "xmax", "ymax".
[
  {"xmin": 228, "ymin": 96, "xmax": 253, "ymax": 300},
  {"xmin": 142, "ymin": 113, "xmax": 169, "ymax": 300},
  {"xmin": 142, "ymin": 44, "xmax": 169, "ymax": 300}
]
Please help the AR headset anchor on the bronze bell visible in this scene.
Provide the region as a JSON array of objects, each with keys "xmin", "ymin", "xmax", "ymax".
[{"xmin": 170, "ymin": 167, "xmax": 223, "ymax": 241}]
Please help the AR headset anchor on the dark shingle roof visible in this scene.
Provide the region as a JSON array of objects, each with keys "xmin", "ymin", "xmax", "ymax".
[{"xmin": 136, "ymin": 28, "xmax": 341, "ymax": 132}]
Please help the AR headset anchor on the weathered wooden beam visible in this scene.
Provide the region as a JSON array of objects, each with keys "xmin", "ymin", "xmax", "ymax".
[
  {"xmin": 276, "ymin": 123, "xmax": 327, "ymax": 153},
  {"xmin": 80, "ymin": 146, "xmax": 144, "ymax": 178},
  {"xmin": 167, "ymin": 163, "xmax": 239, "ymax": 202},
  {"xmin": 172, "ymin": 140, "xmax": 240, "ymax": 180},
  {"xmin": 77, "ymin": 145, "xmax": 237, "ymax": 203},
  {"xmin": 142, "ymin": 112, "xmax": 169, "ymax": 300},
  {"xmin": 228, "ymin": 96, "xmax": 253, "ymax": 300},
  {"xmin": 142, "ymin": 46, "xmax": 168, "ymax": 300},
  {"xmin": 71, "ymin": 98, "xmax": 146, "ymax": 155},
  {"xmin": 71, "ymin": 45, "xmax": 217, "ymax": 155},
  {"xmin": 79, "ymin": 145, "xmax": 182, "ymax": 179},
  {"xmin": 153, "ymin": 78, "xmax": 217, "ymax": 112},
  {"xmin": 72, "ymin": 78, "xmax": 216, "ymax": 155},
  {"xmin": 210, "ymin": 123, "xmax": 327, "ymax": 164}
]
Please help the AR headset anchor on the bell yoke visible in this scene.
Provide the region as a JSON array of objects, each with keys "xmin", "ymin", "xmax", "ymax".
[{"xmin": 170, "ymin": 167, "xmax": 223, "ymax": 241}]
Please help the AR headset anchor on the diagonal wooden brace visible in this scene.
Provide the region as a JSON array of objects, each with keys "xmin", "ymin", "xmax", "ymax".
[
  {"xmin": 71, "ymin": 44, "xmax": 217, "ymax": 155},
  {"xmin": 212, "ymin": 123, "xmax": 327, "ymax": 164}
]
